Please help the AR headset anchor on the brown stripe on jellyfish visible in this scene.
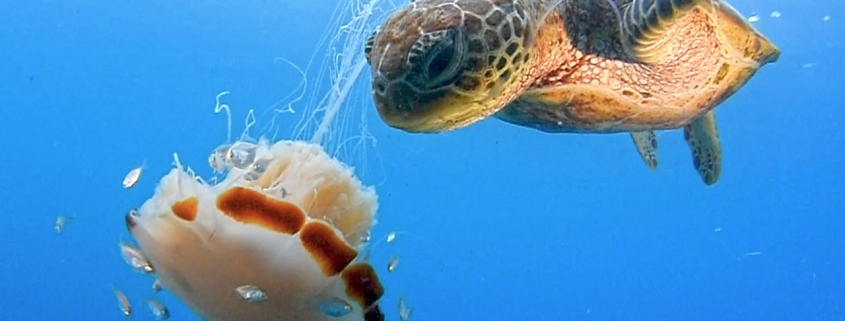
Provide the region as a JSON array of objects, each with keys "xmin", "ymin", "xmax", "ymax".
[
  {"xmin": 300, "ymin": 221, "xmax": 359, "ymax": 276},
  {"xmin": 172, "ymin": 197, "xmax": 199, "ymax": 221},
  {"xmin": 216, "ymin": 186, "xmax": 306, "ymax": 235},
  {"xmin": 342, "ymin": 263, "xmax": 385, "ymax": 313}
]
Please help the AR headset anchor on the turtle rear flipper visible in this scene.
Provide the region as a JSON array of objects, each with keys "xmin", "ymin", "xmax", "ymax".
[
  {"xmin": 618, "ymin": 0, "xmax": 708, "ymax": 64},
  {"xmin": 631, "ymin": 131, "xmax": 659, "ymax": 170},
  {"xmin": 684, "ymin": 110, "xmax": 722, "ymax": 186}
]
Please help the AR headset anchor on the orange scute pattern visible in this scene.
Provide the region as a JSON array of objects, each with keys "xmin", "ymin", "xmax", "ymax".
[
  {"xmin": 172, "ymin": 197, "xmax": 199, "ymax": 221},
  {"xmin": 216, "ymin": 187, "xmax": 306, "ymax": 235},
  {"xmin": 300, "ymin": 221, "xmax": 359, "ymax": 276}
]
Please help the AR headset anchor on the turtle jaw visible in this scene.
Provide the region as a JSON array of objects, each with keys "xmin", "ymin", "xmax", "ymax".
[
  {"xmin": 754, "ymin": 34, "xmax": 781, "ymax": 65},
  {"xmin": 371, "ymin": 78, "xmax": 492, "ymax": 133},
  {"xmin": 375, "ymin": 105, "xmax": 491, "ymax": 134}
]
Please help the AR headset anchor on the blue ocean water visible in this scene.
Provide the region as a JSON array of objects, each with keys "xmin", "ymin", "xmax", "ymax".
[{"xmin": 0, "ymin": 0, "xmax": 842, "ymax": 320}]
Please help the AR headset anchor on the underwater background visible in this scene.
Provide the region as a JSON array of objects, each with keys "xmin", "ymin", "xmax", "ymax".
[{"xmin": 0, "ymin": 0, "xmax": 842, "ymax": 320}]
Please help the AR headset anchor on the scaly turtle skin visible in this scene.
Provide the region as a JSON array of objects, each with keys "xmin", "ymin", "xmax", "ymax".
[{"xmin": 365, "ymin": 0, "xmax": 780, "ymax": 185}]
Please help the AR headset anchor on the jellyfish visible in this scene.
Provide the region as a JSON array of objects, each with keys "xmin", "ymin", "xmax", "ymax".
[
  {"xmin": 126, "ymin": 139, "xmax": 383, "ymax": 320},
  {"xmin": 122, "ymin": 0, "xmax": 395, "ymax": 319}
]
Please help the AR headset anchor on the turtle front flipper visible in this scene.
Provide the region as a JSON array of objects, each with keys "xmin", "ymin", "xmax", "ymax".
[
  {"xmin": 684, "ymin": 110, "xmax": 722, "ymax": 186},
  {"xmin": 631, "ymin": 131, "xmax": 659, "ymax": 169},
  {"xmin": 619, "ymin": 0, "xmax": 708, "ymax": 64}
]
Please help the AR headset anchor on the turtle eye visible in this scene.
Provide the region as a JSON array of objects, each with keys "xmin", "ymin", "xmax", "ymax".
[
  {"xmin": 408, "ymin": 27, "xmax": 468, "ymax": 88},
  {"xmin": 423, "ymin": 27, "xmax": 467, "ymax": 87},
  {"xmin": 364, "ymin": 30, "xmax": 377, "ymax": 64}
]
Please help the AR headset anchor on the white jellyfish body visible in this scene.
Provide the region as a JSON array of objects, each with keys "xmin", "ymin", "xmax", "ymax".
[
  {"xmin": 123, "ymin": 0, "xmax": 394, "ymax": 318},
  {"xmin": 126, "ymin": 139, "xmax": 384, "ymax": 321}
]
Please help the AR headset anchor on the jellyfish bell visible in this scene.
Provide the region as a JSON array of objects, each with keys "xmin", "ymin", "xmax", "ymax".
[
  {"xmin": 121, "ymin": 0, "xmax": 401, "ymax": 319},
  {"xmin": 125, "ymin": 139, "xmax": 384, "ymax": 320}
]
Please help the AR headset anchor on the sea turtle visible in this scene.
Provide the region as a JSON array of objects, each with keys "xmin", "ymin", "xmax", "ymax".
[{"xmin": 364, "ymin": 0, "xmax": 780, "ymax": 185}]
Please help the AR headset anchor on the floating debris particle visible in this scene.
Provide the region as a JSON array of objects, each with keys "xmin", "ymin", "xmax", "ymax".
[
  {"xmin": 146, "ymin": 298, "xmax": 170, "ymax": 320},
  {"xmin": 318, "ymin": 297, "xmax": 352, "ymax": 317},
  {"xmin": 152, "ymin": 279, "xmax": 162, "ymax": 292},
  {"xmin": 236, "ymin": 285, "xmax": 268, "ymax": 303},
  {"xmin": 748, "ymin": 14, "xmax": 759, "ymax": 22},
  {"xmin": 770, "ymin": 11, "xmax": 781, "ymax": 18},
  {"xmin": 737, "ymin": 251, "xmax": 762, "ymax": 260},
  {"xmin": 399, "ymin": 296, "xmax": 413, "ymax": 321},
  {"xmin": 823, "ymin": 16, "xmax": 830, "ymax": 21},
  {"xmin": 55, "ymin": 216, "xmax": 69, "ymax": 234},
  {"xmin": 123, "ymin": 162, "xmax": 145, "ymax": 188},
  {"xmin": 387, "ymin": 255, "xmax": 400, "ymax": 273},
  {"xmin": 120, "ymin": 242, "xmax": 154, "ymax": 274},
  {"xmin": 113, "ymin": 285, "xmax": 133, "ymax": 318}
]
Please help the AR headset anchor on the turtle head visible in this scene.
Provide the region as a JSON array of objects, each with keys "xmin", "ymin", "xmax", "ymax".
[{"xmin": 366, "ymin": 0, "xmax": 538, "ymax": 133}]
